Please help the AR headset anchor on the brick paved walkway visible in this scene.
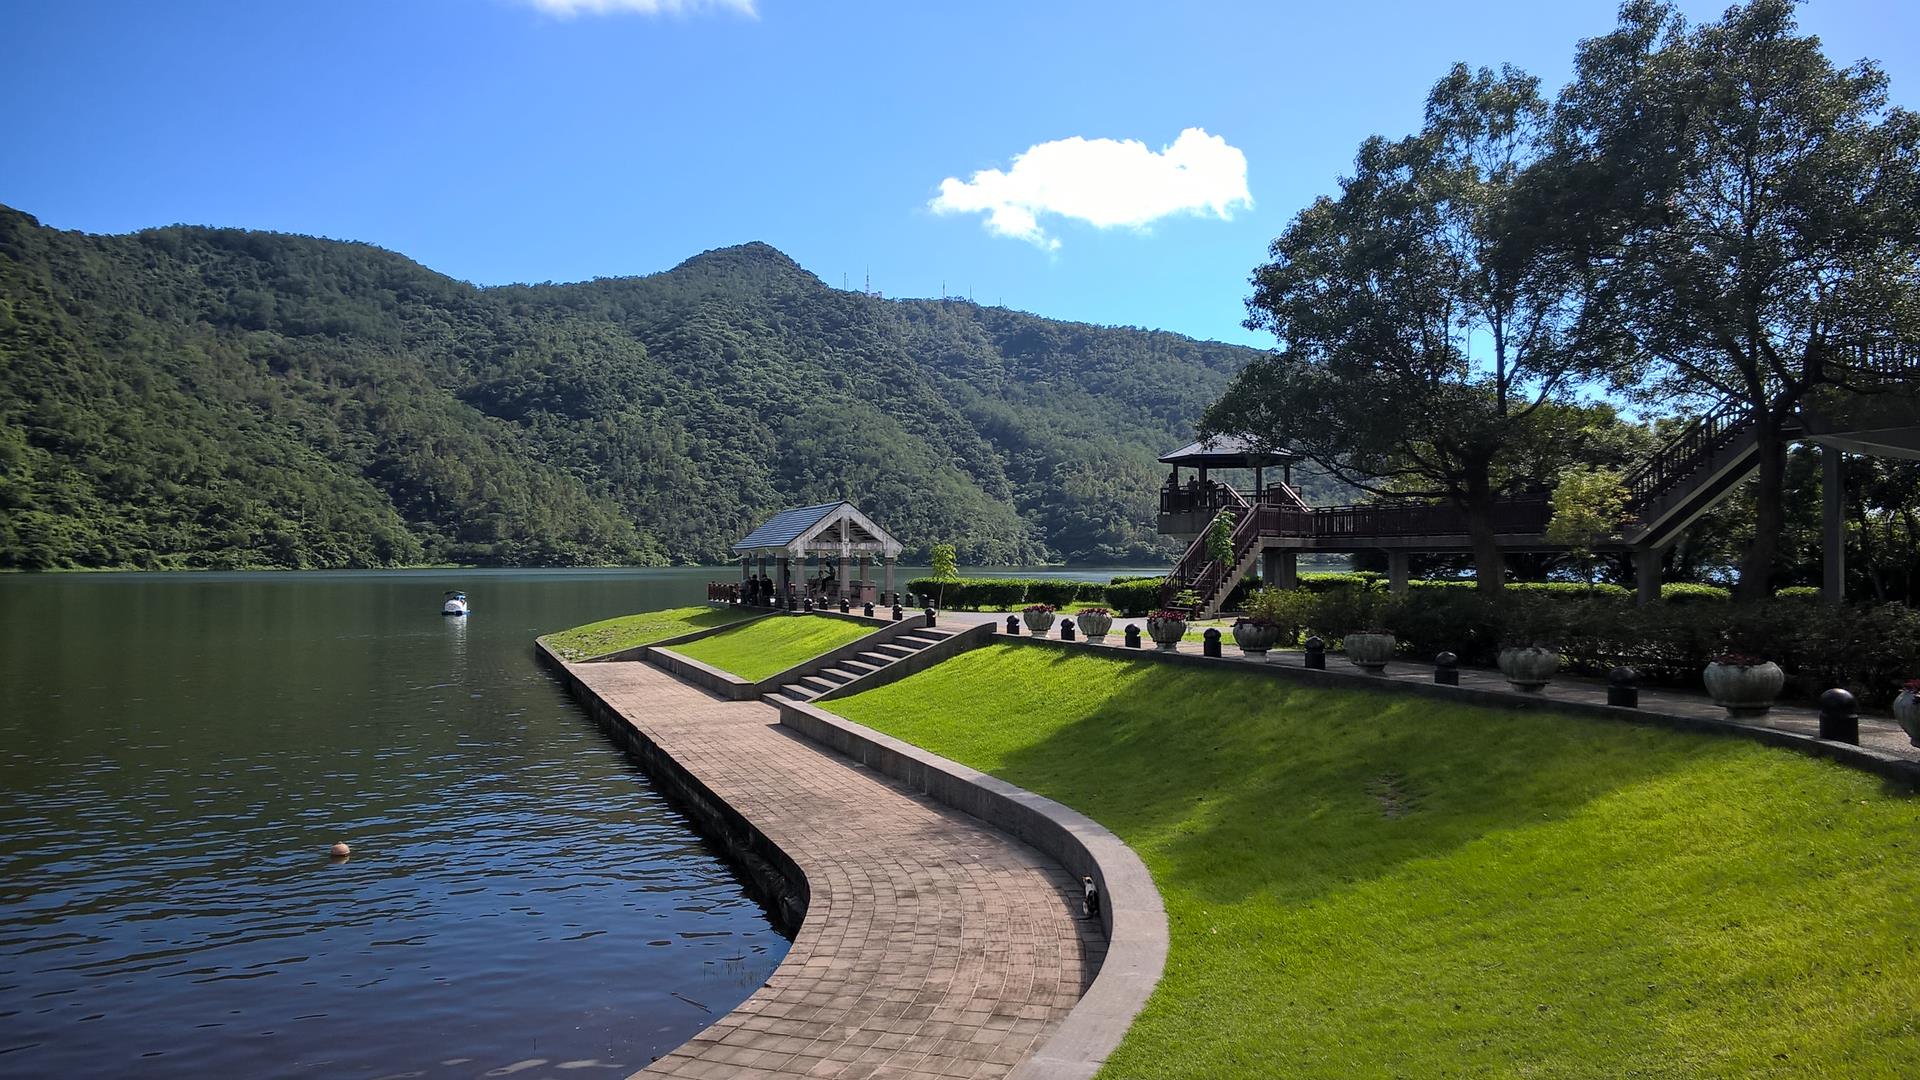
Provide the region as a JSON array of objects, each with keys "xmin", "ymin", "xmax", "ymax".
[{"xmin": 566, "ymin": 658, "xmax": 1105, "ymax": 1080}]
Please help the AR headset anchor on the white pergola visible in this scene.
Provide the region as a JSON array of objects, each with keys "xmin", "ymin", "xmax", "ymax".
[{"xmin": 732, "ymin": 501, "xmax": 905, "ymax": 605}]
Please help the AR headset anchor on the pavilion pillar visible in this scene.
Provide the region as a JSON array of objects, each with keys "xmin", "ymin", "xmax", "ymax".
[
  {"xmin": 1634, "ymin": 544, "xmax": 1663, "ymax": 606},
  {"xmin": 858, "ymin": 554, "xmax": 869, "ymax": 595},
  {"xmin": 1262, "ymin": 548, "xmax": 1297, "ymax": 590},
  {"xmin": 740, "ymin": 555, "xmax": 749, "ymax": 584},
  {"xmin": 1823, "ymin": 446, "xmax": 1845, "ymax": 603},
  {"xmin": 883, "ymin": 556, "xmax": 895, "ymax": 603},
  {"xmin": 1254, "ymin": 466, "xmax": 1264, "ymax": 498},
  {"xmin": 778, "ymin": 556, "xmax": 791, "ymax": 611},
  {"xmin": 839, "ymin": 551, "xmax": 850, "ymax": 600},
  {"xmin": 1387, "ymin": 550, "xmax": 1410, "ymax": 595}
]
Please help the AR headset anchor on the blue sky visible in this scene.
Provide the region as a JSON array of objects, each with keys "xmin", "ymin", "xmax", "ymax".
[{"xmin": 3, "ymin": 0, "xmax": 1915, "ymax": 347}]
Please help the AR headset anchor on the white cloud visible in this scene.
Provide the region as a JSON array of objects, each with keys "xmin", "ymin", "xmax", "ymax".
[
  {"xmin": 520, "ymin": 0, "xmax": 755, "ymax": 17},
  {"xmin": 930, "ymin": 128, "xmax": 1252, "ymax": 250}
]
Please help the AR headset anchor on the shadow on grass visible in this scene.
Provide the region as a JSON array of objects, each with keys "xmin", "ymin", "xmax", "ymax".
[{"xmin": 839, "ymin": 644, "xmax": 1755, "ymax": 909}]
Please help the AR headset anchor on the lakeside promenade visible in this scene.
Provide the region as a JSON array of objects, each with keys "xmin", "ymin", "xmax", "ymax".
[{"xmin": 559, "ymin": 655, "xmax": 1105, "ymax": 1080}]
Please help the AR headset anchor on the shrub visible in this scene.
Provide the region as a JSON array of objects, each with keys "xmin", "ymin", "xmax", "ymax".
[
  {"xmin": 1245, "ymin": 588, "xmax": 1316, "ymax": 642},
  {"xmin": 1775, "ymin": 585, "xmax": 1822, "ymax": 601},
  {"xmin": 1662, "ymin": 582, "xmax": 1731, "ymax": 604},
  {"xmin": 1297, "ymin": 571, "xmax": 1386, "ymax": 593},
  {"xmin": 1311, "ymin": 585, "xmax": 1384, "ymax": 641},
  {"xmin": 1106, "ymin": 578, "xmax": 1165, "ymax": 616},
  {"xmin": 1025, "ymin": 580, "xmax": 1082, "ymax": 608}
]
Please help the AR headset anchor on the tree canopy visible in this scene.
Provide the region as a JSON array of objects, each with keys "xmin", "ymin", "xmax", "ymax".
[{"xmin": 0, "ymin": 208, "xmax": 1268, "ymax": 570}]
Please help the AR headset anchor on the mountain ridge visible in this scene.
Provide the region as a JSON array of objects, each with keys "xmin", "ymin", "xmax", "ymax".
[{"xmin": 0, "ymin": 205, "xmax": 1290, "ymax": 571}]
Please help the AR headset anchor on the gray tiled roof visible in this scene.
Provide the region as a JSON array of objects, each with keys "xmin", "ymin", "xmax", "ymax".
[
  {"xmin": 1159, "ymin": 435, "xmax": 1295, "ymax": 466},
  {"xmin": 732, "ymin": 502, "xmax": 845, "ymax": 553}
]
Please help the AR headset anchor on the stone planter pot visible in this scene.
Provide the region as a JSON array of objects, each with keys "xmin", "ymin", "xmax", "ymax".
[
  {"xmin": 1021, "ymin": 609, "xmax": 1056, "ymax": 634},
  {"xmin": 1232, "ymin": 620, "xmax": 1282, "ymax": 659},
  {"xmin": 1893, "ymin": 690, "xmax": 1920, "ymax": 747},
  {"xmin": 1343, "ymin": 632, "xmax": 1397, "ymax": 675},
  {"xmin": 1077, "ymin": 610, "xmax": 1113, "ymax": 643},
  {"xmin": 1146, "ymin": 616, "xmax": 1187, "ymax": 652},
  {"xmin": 1702, "ymin": 660, "xmax": 1786, "ymax": 718},
  {"xmin": 1497, "ymin": 646, "xmax": 1560, "ymax": 694}
]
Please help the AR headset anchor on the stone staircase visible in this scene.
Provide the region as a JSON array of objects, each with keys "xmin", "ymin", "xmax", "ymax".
[{"xmin": 770, "ymin": 626, "xmax": 958, "ymax": 702}]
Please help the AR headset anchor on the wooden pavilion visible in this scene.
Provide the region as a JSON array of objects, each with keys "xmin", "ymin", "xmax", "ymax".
[{"xmin": 732, "ymin": 501, "xmax": 905, "ymax": 608}]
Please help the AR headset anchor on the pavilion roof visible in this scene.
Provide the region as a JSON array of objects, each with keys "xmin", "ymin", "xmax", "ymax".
[
  {"xmin": 732, "ymin": 501, "xmax": 903, "ymax": 558},
  {"xmin": 1159, "ymin": 434, "xmax": 1296, "ymax": 468}
]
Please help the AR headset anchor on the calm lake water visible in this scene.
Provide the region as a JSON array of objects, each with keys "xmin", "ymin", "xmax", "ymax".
[{"xmin": 0, "ymin": 568, "xmax": 794, "ymax": 1078}]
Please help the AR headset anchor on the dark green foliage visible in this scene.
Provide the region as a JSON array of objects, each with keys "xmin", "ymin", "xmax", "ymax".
[
  {"xmin": 1104, "ymin": 577, "xmax": 1166, "ymax": 616},
  {"xmin": 0, "ymin": 207, "xmax": 1257, "ymax": 570},
  {"xmin": 905, "ymin": 576, "xmax": 1105, "ymax": 610},
  {"xmin": 1265, "ymin": 586, "xmax": 1920, "ymax": 707}
]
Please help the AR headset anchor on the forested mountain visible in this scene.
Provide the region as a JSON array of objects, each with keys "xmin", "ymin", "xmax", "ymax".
[{"xmin": 0, "ymin": 205, "xmax": 1282, "ymax": 570}]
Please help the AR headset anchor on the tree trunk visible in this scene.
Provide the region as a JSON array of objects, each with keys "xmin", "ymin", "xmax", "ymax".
[
  {"xmin": 1733, "ymin": 418, "xmax": 1787, "ymax": 602},
  {"xmin": 1464, "ymin": 472, "xmax": 1505, "ymax": 593}
]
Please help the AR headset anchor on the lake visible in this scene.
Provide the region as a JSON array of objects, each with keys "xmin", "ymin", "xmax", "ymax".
[
  {"xmin": 0, "ymin": 564, "xmax": 1155, "ymax": 1077},
  {"xmin": 0, "ymin": 568, "xmax": 791, "ymax": 1078}
]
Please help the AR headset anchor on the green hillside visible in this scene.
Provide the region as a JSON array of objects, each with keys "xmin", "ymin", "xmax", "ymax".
[{"xmin": 0, "ymin": 206, "xmax": 1284, "ymax": 571}]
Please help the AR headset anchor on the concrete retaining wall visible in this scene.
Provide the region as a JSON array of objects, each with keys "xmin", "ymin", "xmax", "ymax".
[
  {"xmin": 534, "ymin": 640, "xmax": 809, "ymax": 933},
  {"xmin": 777, "ymin": 697, "xmax": 1167, "ymax": 1080}
]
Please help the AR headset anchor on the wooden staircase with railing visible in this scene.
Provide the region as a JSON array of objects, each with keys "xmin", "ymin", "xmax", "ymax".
[{"xmin": 1152, "ymin": 340, "xmax": 1917, "ymax": 613}]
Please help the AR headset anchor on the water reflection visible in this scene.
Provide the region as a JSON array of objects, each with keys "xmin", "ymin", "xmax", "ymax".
[{"xmin": 0, "ymin": 568, "xmax": 788, "ymax": 1078}]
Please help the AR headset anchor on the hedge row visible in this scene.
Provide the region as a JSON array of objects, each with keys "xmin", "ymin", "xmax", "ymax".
[
  {"xmin": 1245, "ymin": 585, "xmax": 1919, "ymax": 707},
  {"xmin": 905, "ymin": 577, "xmax": 1107, "ymax": 610}
]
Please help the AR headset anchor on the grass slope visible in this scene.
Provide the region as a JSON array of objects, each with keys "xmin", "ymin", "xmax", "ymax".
[
  {"xmin": 542, "ymin": 605, "xmax": 756, "ymax": 661},
  {"xmin": 827, "ymin": 645, "xmax": 1920, "ymax": 1079},
  {"xmin": 673, "ymin": 615, "xmax": 876, "ymax": 681}
]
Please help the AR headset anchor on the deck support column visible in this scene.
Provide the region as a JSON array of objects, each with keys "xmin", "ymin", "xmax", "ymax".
[
  {"xmin": 1823, "ymin": 446, "xmax": 1846, "ymax": 603},
  {"xmin": 1387, "ymin": 550, "xmax": 1410, "ymax": 596},
  {"xmin": 1261, "ymin": 548, "xmax": 1297, "ymax": 590},
  {"xmin": 1634, "ymin": 545, "xmax": 1663, "ymax": 606}
]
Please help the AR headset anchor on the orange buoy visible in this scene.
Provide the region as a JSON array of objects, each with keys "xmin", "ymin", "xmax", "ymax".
[{"xmin": 330, "ymin": 841, "xmax": 351, "ymax": 857}]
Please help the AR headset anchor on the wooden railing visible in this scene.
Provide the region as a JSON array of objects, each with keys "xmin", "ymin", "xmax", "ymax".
[
  {"xmin": 1829, "ymin": 340, "xmax": 1920, "ymax": 382},
  {"xmin": 1619, "ymin": 401, "xmax": 1758, "ymax": 511}
]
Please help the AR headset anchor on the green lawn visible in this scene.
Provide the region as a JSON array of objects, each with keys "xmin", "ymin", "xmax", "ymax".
[
  {"xmin": 826, "ymin": 644, "xmax": 1920, "ymax": 1079},
  {"xmin": 542, "ymin": 605, "xmax": 757, "ymax": 661},
  {"xmin": 673, "ymin": 614, "xmax": 877, "ymax": 681}
]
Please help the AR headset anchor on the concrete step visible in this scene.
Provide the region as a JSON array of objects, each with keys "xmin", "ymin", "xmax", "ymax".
[
  {"xmin": 873, "ymin": 643, "xmax": 916, "ymax": 659},
  {"xmin": 778, "ymin": 683, "xmax": 815, "ymax": 701},
  {"xmin": 839, "ymin": 657, "xmax": 881, "ymax": 675},
  {"xmin": 815, "ymin": 668, "xmax": 857, "ymax": 685},
  {"xmin": 855, "ymin": 651, "xmax": 898, "ymax": 669},
  {"xmin": 798, "ymin": 675, "xmax": 838, "ymax": 695},
  {"xmin": 895, "ymin": 634, "xmax": 942, "ymax": 650}
]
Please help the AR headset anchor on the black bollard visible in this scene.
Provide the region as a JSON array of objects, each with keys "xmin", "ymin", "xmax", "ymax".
[
  {"xmin": 891, "ymin": 604, "xmax": 903, "ymax": 622},
  {"xmin": 924, "ymin": 607, "xmax": 937, "ymax": 628},
  {"xmin": 1303, "ymin": 635, "xmax": 1326, "ymax": 670},
  {"xmin": 840, "ymin": 598, "xmax": 850, "ymax": 613},
  {"xmin": 1203, "ymin": 627, "xmax": 1222, "ymax": 658},
  {"xmin": 864, "ymin": 602, "xmax": 875, "ymax": 617},
  {"xmin": 1006, "ymin": 615, "xmax": 1020, "ymax": 635},
  {"xmin": 803, "ymin": 597, "xmax": 814, "ymax": 613},
  {"xmin": 1607, "ymin": 666, "xmax": 1640, "ymax": 708},
  {"xmin": 1818, "ymin": 688, "xmax": 1859, "ymax": 744},
  {"xmin": 1061, "ymin": 618, "xmax": 1076, "ymax": 641},
  {"xmin": 1124, "ymin": 624, "xmax": 1142, "ymax": 649},
  {"xmin": 1434, "ymin": 651, "xmax": 1460, "ymax": 686}
]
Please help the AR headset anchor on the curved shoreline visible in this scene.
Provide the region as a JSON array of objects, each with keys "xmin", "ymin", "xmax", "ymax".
[{"xmin": 534, "ymin": 638, "xmax": 1163, "ymax": 1079}]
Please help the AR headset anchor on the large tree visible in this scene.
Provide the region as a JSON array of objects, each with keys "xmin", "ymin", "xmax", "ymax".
[
  {"xmin": 1207, "ymin": 64, "xmax": 1624, "ymax": 590},
  {"xmin": 1552, "ymin": 0, "xmax": 1920, "ymax": 600}
]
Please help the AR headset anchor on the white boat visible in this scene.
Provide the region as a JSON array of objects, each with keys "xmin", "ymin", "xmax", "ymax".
[{"xmin": 442, "ymin": 590, "xmax": 469, "ymax": 617}]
